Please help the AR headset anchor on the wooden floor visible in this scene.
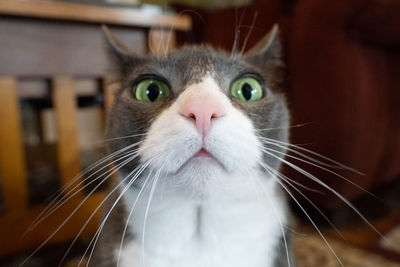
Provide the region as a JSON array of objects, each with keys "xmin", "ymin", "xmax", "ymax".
[
  {"xmin": 292, "ymin": 175, "xmax": 400, "ymax": 263},
  {"xmin": 329, "ymin": 210, "xmax": 400, "ymax": 263}
]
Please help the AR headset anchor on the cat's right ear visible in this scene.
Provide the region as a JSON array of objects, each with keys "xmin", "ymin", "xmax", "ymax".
[
  {"xmin": 102, "ymin": 25, "xmax": 143, "ymax": 75},
  {"xmin": 244, "ymin": 24, "xmax": 282, "ymax": 68}
]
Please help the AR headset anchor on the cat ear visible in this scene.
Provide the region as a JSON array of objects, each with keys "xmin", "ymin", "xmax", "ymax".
[
  {"xmin": 245, "ymin": 24, "xmax": 282, "ymax": 67},
  {"xmin": 102, "ymin": 25, "xmax": 143, "ymax": 74}
]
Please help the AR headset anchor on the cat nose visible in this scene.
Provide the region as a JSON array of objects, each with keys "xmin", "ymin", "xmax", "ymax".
[{"xmin": 181, "ymin": 95, "xmax": 225, "ymax": 136}]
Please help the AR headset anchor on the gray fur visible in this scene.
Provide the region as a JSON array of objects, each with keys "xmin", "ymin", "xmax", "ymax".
[
  {"xmin": 91, "ymin": 26, "xmax": 293, "ymax": 266},
  {"xmin": 107, "ymin": 45, "xmax": 289, "ymax": 173},
  {"xmin": 274, "ymin": 228, "xmax": 296, "ymax": 267}
]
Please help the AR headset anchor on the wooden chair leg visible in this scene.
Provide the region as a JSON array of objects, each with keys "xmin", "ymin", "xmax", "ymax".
[{"xmin": 0, "ymin": 76, "xmax": 28, "ymax": 212}]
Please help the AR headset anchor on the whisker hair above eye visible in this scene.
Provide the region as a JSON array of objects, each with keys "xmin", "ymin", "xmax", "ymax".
[
  {"xmin": 160, "ymin": 1, "xmax": 165, "ymax": 56},
  {"xmin": 239, "ymin": 11, "xmax": 258, "ymax": 56},
  {"xmin": 148, "ymin": 28, "xmax": 155, "ymax": 55},
  {"xmin": 231, "ymin": 7, "xmax": 239, "ymax": 58},
  {"xmin": 165, "ymin": 25, "xmax": 174, "ymax": 55},
  {"xmin": 258, "ymin": 161, "xmax": 344, "ymax": 267},
  {"xmin": 231, "ymin": 8, "xmax": 246, "ymax": 58},
  {"xmin": 178, "ymin": 9, "xmax": 206, "ymax": 24}
]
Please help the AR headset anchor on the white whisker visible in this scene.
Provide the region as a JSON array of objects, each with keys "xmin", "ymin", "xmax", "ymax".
[
  {"xmin": 20, "ymin": 152, "xmax": 139, "ymax": 267},
  {"xmin": 117, "ymin": 170, "xmax": 155, "ymax": 267},
  {"xmin": 260, "ymin": 136, "xmax": 363, "ymax": 174},
  {"xmin": 257, "ymin": 122, "xmax": 313, "ymax": 132},
  {"xmin": 262, "ymin": 150, "xmax": 386, "ymax": 242},
  {"xmin": 165, "ymin": 26, "xmax": 174, "ymax": 55},
  {"xmin": 268, "ymin": 167, "xmax": 345, "ymax": 240},
  {"xmin": 58, "ymin": 160, "xmax": 146, "ymax": 267},
  {"xmin": 148, "ymin": 27, "xmax": 155, "ymax": 55},
  {"xmin": 159, "ymin": 174, "xmax": 168, "ymax": 201},
  {"xmin": 98, "ymin": 133, "xmax": 146, "ymax": 143},
  {"xmin": 258, "ymin": 161, "xmax": 344, "ymax": 267},
  {"xmin": 231, "ymin": 8, "xmax": 239, "ymax": 58},
  {"xmin": 239, "ymin": 11, "xmax": 258, "ymax": 56},
  {"xmin": 33, "ymin": 150, "xmax": 140, "ymax": 231},
  {"xmin": 141, "ymin": 165, "xmax": 163, "ymax": 267},
  {"xmin": 262, "ymin": 145, "xmax": 376, "ymax": 198},
  {"xmin": 244, "ymin": 165, "xmax": 291, "ymax": 267},
  {"xmin": 277, "ymin": 173, "xmax": 323, "ymax": 195},
  {"xmin": 231, "ymin": 8, "xmax": 246, "ymax": 58},
  {"xmin": 26, "ymin": 143, "xmax": 140, "ymax": 234},
  {"xmin": 33, "ymin": 141, "xmax": 165, "ymax": 233},
  {"xmin": 84, "ymin": 158, "xmax": 156, "ymax": 267}
]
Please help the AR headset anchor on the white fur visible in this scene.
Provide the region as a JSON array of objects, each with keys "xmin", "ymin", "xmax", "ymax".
[{"xmin": 118, "ymin": 76, "xmax": 288, "ymax": 267}]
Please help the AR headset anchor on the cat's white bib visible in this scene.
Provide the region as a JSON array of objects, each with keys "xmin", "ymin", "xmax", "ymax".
[{"xmin": 117, "ymin": 174, "xmax": 287, "ymax": 267}]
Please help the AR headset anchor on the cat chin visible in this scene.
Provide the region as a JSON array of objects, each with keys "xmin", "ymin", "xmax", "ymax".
[
  {"xmin": 165, "ymin": 158, "xmax": 227, "ymax": 196},
  {"xmin": 178, "ymin": 152, "xmax": 226, "ymax": 171},
  {"xmin": 176, "ymin": 157, "xmax": 226, "ymax": 179}
]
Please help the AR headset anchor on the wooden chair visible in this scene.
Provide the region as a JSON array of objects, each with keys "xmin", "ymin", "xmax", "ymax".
[
  {"xmin": 0, "ymin": 0, "xmax": 190, "ymax": 258},
  {"xmin": 0, "ymin": 76, "xmax": 110, "ymax": 257}
]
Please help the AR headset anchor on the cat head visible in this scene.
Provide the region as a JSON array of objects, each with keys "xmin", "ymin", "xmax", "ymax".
[{"xmin": 104, "ymin": 25, "xmax": 290, "ymax": 196}]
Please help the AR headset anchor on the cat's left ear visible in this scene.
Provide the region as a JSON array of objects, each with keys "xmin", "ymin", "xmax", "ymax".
[
  {"xmin": 244, "ymin": 24, "xmax": 282, "ymax": 67},
  {"xmin": 102, "ymin": 25, "xmax": 144, "ymax": 75}
]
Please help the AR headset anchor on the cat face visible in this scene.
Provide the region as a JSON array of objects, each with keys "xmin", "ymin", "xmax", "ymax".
[{"xmin": 105, "ymin": 26, "xmax": 290, "ymax": 196}]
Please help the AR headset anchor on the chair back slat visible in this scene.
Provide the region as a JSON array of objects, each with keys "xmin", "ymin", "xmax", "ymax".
[
  {"xmin": 51, "ymin": 76, "xmax": 82, "ymax": 195},
  {"xmin": 0, "ymin": 76, "xmax": 28, "ymax": 211},
  {"xmin": 103, "ymin": 76, "xmax": 119, "ymax": 118}
]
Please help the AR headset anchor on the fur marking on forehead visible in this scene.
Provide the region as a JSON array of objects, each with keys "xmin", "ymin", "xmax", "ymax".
[{"xmin": 184, "ymin": 75, "xmax": 222, "ymax": 93}]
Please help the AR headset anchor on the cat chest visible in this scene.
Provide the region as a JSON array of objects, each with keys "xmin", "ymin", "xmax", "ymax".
[{"xmin": 118, "ymin": 187, "xmax": 286, "ymax": 267}]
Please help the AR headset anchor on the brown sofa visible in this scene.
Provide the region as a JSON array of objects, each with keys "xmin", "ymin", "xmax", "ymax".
[{"xmin": 285, "ymin": 0, "xmax": 400, "ymax": 210}]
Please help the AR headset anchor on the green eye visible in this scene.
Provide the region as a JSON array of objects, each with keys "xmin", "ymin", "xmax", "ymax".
[
  {"xmin": 230, "ymin": 77, "xmax": 263, "ymax": 102},
  {"xmin": 134, "ymin": 79, "xmax": 170, "ymax": 102}
]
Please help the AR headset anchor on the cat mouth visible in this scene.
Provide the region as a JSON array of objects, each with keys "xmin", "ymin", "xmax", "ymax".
[
  {"xmin": 192, "ymin": 148, "xmax": 214, "ymax": 159},
  {"xmin": 176, "ymin": 148, "xmax": 226, "ymax": 173},
  {"xmin": 190, "ymin": 148, "xmax": 226, "ymax": 169}
]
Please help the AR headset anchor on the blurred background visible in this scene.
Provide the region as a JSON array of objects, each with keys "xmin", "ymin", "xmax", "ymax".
[{"xmin": 0, "ymin": 0, "xmax": 399, "ymax": 266}]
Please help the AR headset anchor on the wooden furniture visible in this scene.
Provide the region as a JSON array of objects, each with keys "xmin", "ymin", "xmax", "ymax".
[{"xmin": 0, "ymin": 0, "xmax": 190, "ymax": 258}]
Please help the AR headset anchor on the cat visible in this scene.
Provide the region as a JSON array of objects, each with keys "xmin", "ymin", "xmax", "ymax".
[{"xmin": 89, "ymin": 25, "xmax": 294, "ymax": 267}]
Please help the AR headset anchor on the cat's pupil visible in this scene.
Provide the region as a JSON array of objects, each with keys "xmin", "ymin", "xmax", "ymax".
[
  {"xmin": 242, "ymin": 83, "xmax": 253, "ymax": 100},
  {"xmin": 147, "ymin": 83, "xmax": 160, "ymax": 101}
]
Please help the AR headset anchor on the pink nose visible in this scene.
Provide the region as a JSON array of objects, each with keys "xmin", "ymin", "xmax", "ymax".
[{"xmin": 181, "ymin": 94, "xmax": 225, "ymax": 136}]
